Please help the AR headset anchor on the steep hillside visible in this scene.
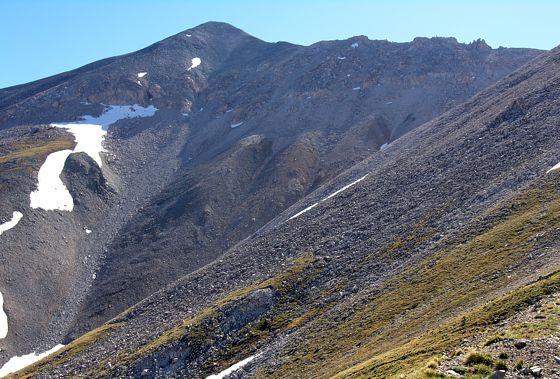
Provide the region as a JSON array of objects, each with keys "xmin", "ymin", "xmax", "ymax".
[
  {"xmin": 18, "ymin": 44, "xmax": 560, "ymax": 378},
  {"xmin": 0, "ymin": 21, "xmax": 542, "ymax": 370}
]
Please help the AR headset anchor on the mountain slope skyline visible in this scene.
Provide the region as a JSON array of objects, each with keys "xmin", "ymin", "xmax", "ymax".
[
  {"xmin": 3, "ymin": 0, "xmax": 560, "ymax": 88},
  {"xmin": 0, "ymin": 20, "xmax": 556, "ymax": 378}
]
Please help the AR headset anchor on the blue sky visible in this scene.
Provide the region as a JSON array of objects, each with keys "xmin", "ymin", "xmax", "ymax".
[{"xmin": 1, "ymin": 0, "xmax": 559, "ymax": 88}]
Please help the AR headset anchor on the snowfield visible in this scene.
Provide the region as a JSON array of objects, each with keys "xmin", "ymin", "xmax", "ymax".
[
  {"xmin": 78, "ymin": 104, "xmax": 158, "ymax": 130},
  {"xmin": 289, "ymin": 174, "xmax": 369, "ymax": 221},
  {"xmin": 288, "ymin": 202, "xmax": 319, "ymax": 221},
  {"xmin": 205, "ymin": 354, "xmax": 259, "ymax": 379},
  {"xmin": 547, "ymin": 161, "xmax": 560, "ymax": 173},
  {"xmin": 0, "ymin": 211, "xmax": 23, "ymax": 236},
  {"xmin": 54, "ymin": 123, "xmax": 106, "ymax": 166},
  {"xmin": 137, "ymin": 72, "xmax": 147, "ymax": 78},
  {"xmin": 0, "ymin": 291, "xmax": 7, "ymax": 339},
  {"xmin": 0, "ymin": 344, "xmax": 64, "ymax": 378},
  {"xmin": 30, "ymin": 104, "xmax": 158, "ymax": 211},
  {"xmin": 323, "ymin": 174, "xmax": 369, "ymax": 201},
  {"xmin": 189, "ymin": 57, "xmax": 202, "ymax": 70},
  {"xmin": 30, "ymin": 149, "xmax": 75, "ymax": 211}
]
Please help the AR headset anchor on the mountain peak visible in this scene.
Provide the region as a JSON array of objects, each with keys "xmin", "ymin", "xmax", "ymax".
[{"xmin": 184, "ymin": 21, "xmax": 254, "ymax": 40}]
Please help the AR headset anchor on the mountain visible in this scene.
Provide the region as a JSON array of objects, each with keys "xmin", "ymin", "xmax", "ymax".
[
  {"xmin": 0, "ymin": 21, "xmax": 544, "ymax": 374},
  {"xmin": 16, "ymin": 42, "xmax": 560, "ymax": 378}
]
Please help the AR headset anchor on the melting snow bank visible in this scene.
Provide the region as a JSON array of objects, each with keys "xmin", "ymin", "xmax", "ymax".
[
  {"xmin": 0, "ymin": 344, "xmax": 64, "ymax": 378},
  {"xmin": 289, "ymin": 174, "xmax": 369, "ymax": 221},
  {"xmin": 29, "ymin": 124, "xmax": 105, "ymax": 211},
  {"xmin": 30, "ymin": 104, "xmax": 158, "ymax": 211},
  {"xmin": 30, "ymin": 149, "xmax": 74, "ymax": 210},
  {"xmin": 0, "ymin": 211, "xmax": 23, "ymax": 236},
  {"xmin": 323, "ymin": 174, "xmax": 369, "ymax": 201},
  {"xmin": 0, "ymin": 291, "xmax": 7, "ymax": 338},
  {"xmin": 205, "ymin": 354, "xmax": 259, "ymax": 379},
  {"xmin": 547, "ymin": 162, "xmax": 560, "ymax": 173},
  {"xmin": 189, "ymin": 57, "xmax": 202, "ymax": 70},
  {"xmin": 79, "ymin": 104, "xmax": 158, "ymax": 130},
  {"xmin": 288, "ymin": 202, "xmax": 319, "ymax": 221}
]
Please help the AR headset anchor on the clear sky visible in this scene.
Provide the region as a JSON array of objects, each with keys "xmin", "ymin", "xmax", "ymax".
[{"xmin": 1, "ymin": 0, "xmax": 559, "ymax": 88}]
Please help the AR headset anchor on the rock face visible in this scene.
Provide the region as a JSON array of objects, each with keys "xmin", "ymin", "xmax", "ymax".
[{"xmin": 0, "ymin": 21, "xmax": 543, "ymax": 366}]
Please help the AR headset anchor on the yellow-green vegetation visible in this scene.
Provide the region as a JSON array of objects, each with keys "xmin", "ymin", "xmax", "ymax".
[
  {"xmin": 257, "ymin": 182, "xmax": 560, "ymax": 378},
  {"xmin": 504, "ymin": 295, "xmax": 560, "ymax": 339},
  {"xmin": 14, "ymin": 323, "xmax": 123, "ymax": 378},
  {"xmin": 484, "ymin": 334, "xmax": 506, "ymax": 346},
  {"xmin": 82, "ymin": 254, "xmax": 317, "ymax": 377},
  {"xmin": 464, "ymin": 351, "xmax": 494, "ymax": 366},
  {"xmin": 0, "ymin": 136, "xmax": 75, "ymax": 170}
]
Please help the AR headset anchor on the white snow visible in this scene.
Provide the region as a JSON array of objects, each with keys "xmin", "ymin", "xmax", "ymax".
[
  {"xmin": 54, "ymin": 123, "xmax": 106, "ymax": 166},
  {"xmin": 188, "ymin": 57, "xmax": 202, "ymax": 71},
  {"xmin": 78, "ymin": 104, "xmax": 158, "ymax": 130},
  {"xmin": 352, "ymin": 87, "xmax": 361, "ymax": 91},
  {"xmin": 205, "ymin": 354, "xmax": 259, "ymax": 379},
  {"xmin": 186, "ymin": 34, "xmax": 192, "ymax": 37},
  {"xmin": 547, "ymin": 162, "xmax": 560, "ymax": 174},
  {"xmin": 289, "ymin": 174, "xmax": 369, "ymax": 221},
  {"xmin": 30, "ymin": 149, "xmax": 74, "ymax": 211},
  {"xmin": 380, "ymin": 143, "xmax": 389, "ymax": 151},
  {"xmin": 323, "ymin": 174, "xmax": 369, "ymax": 200},
  {"xmin": 137, "ymin": 72, "xmax": 147, "ymax": 78},
  {"xmin": 85, "ymin": 229, "xmax": 92, "ymax": 234},
  {"xmin": 30, "ymin": 104, "xmax": 157, "ymax": 211},
  {"xmin": 0, "ymin": 344, "xmax": 64, "ymax": 378},
  {"xmin": 226, "ymin": 109, "xmax": 233, "ymax": 113},
  {"xmin": 288, "ymin": 203, "xmax": 319, "ymax": 221},
  {"xmin": 182, "ymin": 113, "xmax": 189, "ymax": 117},
  {"xmin": 0, "ymin": 291, "xmax": 7, "ymax": 339},
  {"xmin": 0, "ymin": 211, "xmax": 23, "ymax": 236},
  {"xmin": 337, "ymin": 56, "xmax": 347, "ymax": 60},
  {"xmin": 351, "ymin": 42, "xmax": 359, "ymax": 48},
  {"xmin": 230, "ymin": 122, "xmax": 244, "ymax": 128}
]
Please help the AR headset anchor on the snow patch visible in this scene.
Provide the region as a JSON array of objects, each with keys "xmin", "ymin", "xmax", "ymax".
[
  {"xmin": 352, "ymin": 87, "xmax": 361, "ymax": 91},
  {"xmin": 205, "ymin": 354, "xmax": 259, "ymax": 379},
  {"xmin": 30, "ymin": 149, "xmax": 74, "ymax": 211},
  {"xmin": 55, "ymin": 123, "xmax": 106, "ymax": 166},
  {"xmin": 0, "ymin": 211, "xmax": 23, "ymax": 236},
  {"xmin": 182, "ymin": 113, "xmax": 189, "ymax": 117},
  {"xmin": 0, "ymin": 344, "xmax": 64, "ymax": 378},
  {"xmin": 0, "ymin": 291, "xmax": 7, "ymax": 339},
  {"xmin": 30, "ymin": 104, "xmax": 157, "ymax": 211},
  {"xmin": 85, "ymin": 229, "xmax": 92, "ymax": 234},
  {"xmin": 230, "ymin": 122, "xmax": 244, "ymax": 129},
  {"xmin": 323, "ymin": 174, "xmax": 369, "ymax": 201},
  {"xmin": 188, "ymin": 57, "xmax": 202, "ymax": 71},
  {"xmin": 137, "ymin": 72, "xmax": 147, "ymax": 78},
  {"xmin": 288, "ymin": 203, "xmax": 319, "ymax": 221},
  {"xmin": 547, "ymin": 162, "xmax": 560, "ymax": 174},
  {"xmin": 351, "ymin": 42, "xmax": 359, "ymax": 48},
  {"xmin": 337, "ymin": 56, "xmax": 346, "ymax": 60},
  {"xmin": 186, "ymin": 33, "xmax": 192, "ymax": 37},
  {"xmin": 289, "ymin": 174, "xmax": 369, "ymax": 221},
  {"xmin": 380, "ymin": 143, "xmax": 389, "ymax": 151},
  {"xmin": 78, "ymin": 104, "xmax": 158, "ymax": 130}
]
